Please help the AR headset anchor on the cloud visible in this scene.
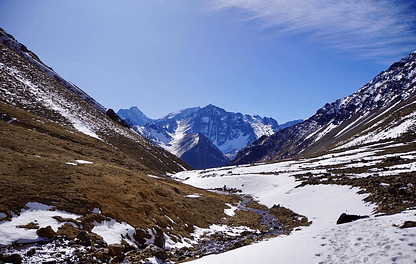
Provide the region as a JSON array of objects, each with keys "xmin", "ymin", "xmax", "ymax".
[{"xmin": 208, "ymin": 0, "xmax": 416, "ymax": 60}]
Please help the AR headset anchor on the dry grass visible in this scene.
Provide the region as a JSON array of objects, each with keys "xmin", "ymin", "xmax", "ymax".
[{"xmin": 0, "ymin": 101, "xmax": 241, "ymax": 240}]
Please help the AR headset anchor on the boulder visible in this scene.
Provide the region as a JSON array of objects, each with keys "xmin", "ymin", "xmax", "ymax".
[
  {"xmin": 336, "ymin": 213, "xmax": 369, "ymax": 224},
  {"xmin": 144, "ymin": 244, "xmax": 167, "ymax": 260},
  {"xmin": 133, "ymin": 228, "xmax": 152, "ymax": 247},
  {"xmin": 77, "ymin": 231, "xmax": 91, "ymax": 246},
  {"xmin": 399, "ymin": 221, "xmax": 416, "ymax": 229},
  {"xmin": 154, "ymin": 227, "xmax": 165, "ymax": 248},
  {"xmin": 36, "ymin": 226, "xmax": 55, "ymax": 238}
]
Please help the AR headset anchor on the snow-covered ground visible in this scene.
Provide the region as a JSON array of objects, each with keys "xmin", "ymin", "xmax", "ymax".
[
  {"xmin": 0, "ymin": 203, "xmax": 136, "ymax": 248},
  {"xmin": 172, "ymin": 144, "xmax": 416, "ymax": 264}
]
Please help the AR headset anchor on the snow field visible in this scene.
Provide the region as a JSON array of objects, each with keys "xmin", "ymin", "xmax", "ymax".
[{"xmin": 174, "ymin": 147, "xmax": 416, "ymax": 264}]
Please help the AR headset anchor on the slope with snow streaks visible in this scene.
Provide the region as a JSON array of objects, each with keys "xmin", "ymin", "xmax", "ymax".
[
  {"xmin": 0, "ymin": 28, "xmax": 106, "ymax": 113},
  {"xmin": 0, "ymin": 27, "xmax": 190, "ymax": 173},
  {"xmin": 233, "ymin": 51, "xmax": 416, "ymax": 164}
]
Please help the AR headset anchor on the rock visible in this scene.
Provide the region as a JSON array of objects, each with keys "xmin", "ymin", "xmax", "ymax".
[
  {"xmin": 56, "ymin": 223, "xmax": 81, "ymax": 240},
  {"xmin": 77, "ymin": 231, "xmax": 91, "ymax": 246},
  {"xmin": 121, "ymin": 240, "xmax": 136, "ymax": 252},
  {"xmin": 16, "ymin": 222, "xmax": 39, "ymax": 229},
  {"xmin": 106, "ymin": 108, "xmax": 130, "ymax": 128},
  {"xmin": 42, "ymin": 261, "xmax": 56, "ymax": 264},
  {"xmin": 26, "ymin": 248, "xmax": 36, "ymax": 257},
  {"xmin": 154, "ymin": 227, "xmax": 165, "ymax": 248},
  {"xmin": 36, "ymin": 226, "xmax": 55, "ymax": 238},
  {"xmin": 133, "ymin": 229, "xmax": 152, "ymax": 247},
  {"xmin": 399, "ymin": 221, "xmax": 416, "ymax": 229},
  {"xmin": 336, "ymin": 213, "xmax": 369, "ymax": 224},
  {"xmin": 95, "ymin": 238, "xmax": 107, "ymax": 247},
  {"xmin": 0, "ymin": 254, "xmax": 23, "ymax": 264},
  {"xmin": 95, "ymin": 249, "xmax": 110, "ymax": 262},
  {"xmin": 144, "ymin": 244, "xmax": 167, "ymax": 260},
  {"xmin": 108, "ymin": 244, "xmax": 123, "ymax": 256}
]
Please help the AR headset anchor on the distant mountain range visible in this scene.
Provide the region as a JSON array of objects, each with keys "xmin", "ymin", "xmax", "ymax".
[
  {"xmin": 117, "ymin": 104, "xmax": 303, "ymax": 169},
  {"xmin": 232, "ymin": 51, "xmax": 416, "ymax": 165}
]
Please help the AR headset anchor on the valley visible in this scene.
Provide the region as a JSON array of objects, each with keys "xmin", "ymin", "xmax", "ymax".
[{"xmin": 1, "ymin": 25, "xmax": 415, "ymax": 264}]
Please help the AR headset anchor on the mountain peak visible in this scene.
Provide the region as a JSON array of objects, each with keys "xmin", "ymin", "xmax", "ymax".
[{"xmin": 117, "ymin": 107, "xmax": 152, "ymax": 127}]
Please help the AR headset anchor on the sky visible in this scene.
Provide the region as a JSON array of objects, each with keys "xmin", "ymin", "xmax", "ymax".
[{"xmin": 1, "ymin": 0, "xmax": 415, "ymax": 123}]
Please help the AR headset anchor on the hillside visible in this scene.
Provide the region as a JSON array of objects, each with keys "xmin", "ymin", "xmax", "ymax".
[{"xmin": 232, "ymin": 51, "xmax": 416, "ymax": 165}]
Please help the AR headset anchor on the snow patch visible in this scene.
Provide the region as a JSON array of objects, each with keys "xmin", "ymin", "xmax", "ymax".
[
  {"xmin": 185, "ymin": 193, "xmax": 202, "ymax": 198},
  {"xmin": 91, "ymin": 219, "xmax": 136, "ymax": 245},
  {"xmin": 75, "ymin": 159, "xmax": 93, "ymax": 164},
  {"xmin": 0, "ymin": 202, "xmax": 80, "ymax": 246},
  {"xmin": 224, "ymin": 203, "xmax": 239, "ymax": 217}
]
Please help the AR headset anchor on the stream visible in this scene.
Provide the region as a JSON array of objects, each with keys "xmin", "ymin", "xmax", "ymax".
[{"xmin": 171, "ymin": 195, "xmax": 285, "ymax": 260}]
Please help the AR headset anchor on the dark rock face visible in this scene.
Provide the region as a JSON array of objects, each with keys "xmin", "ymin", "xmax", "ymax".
[
  {"xmin": 336, "ymin": 213, "xmax": 369, "ymax": 225},
  {"xmin": 179, "ymin": 133, "xmax": 230, "ymax": 169},
  {"xmin": 106, "ymin": 108, "xmax": 131, "ymax": 128}
]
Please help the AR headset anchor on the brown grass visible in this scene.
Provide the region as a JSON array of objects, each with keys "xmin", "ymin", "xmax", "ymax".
[{"xmin": 0, "ymin": 101, "xmax": 241, "ymax": 240}]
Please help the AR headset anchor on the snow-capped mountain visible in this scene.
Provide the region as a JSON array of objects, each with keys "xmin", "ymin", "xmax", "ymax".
[
  {"xmin": 118, "ymin": 104, "xmax": 296, "ymax": 157},
  {"xmin": 233, "ymin": 51, "xmax": 416, "ymax": 165},
  {"xmin": 118, "ymin": 104, "xmax": 295, "ymax": 168},
  {"xmin": 117, "ymin": 106, "xmax": 153, "ymax": 126}
]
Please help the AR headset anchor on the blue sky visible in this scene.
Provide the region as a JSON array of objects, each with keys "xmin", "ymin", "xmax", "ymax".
[{"xmin": 1, "ymin": 0, "xmax": 415, "ymax": 123}]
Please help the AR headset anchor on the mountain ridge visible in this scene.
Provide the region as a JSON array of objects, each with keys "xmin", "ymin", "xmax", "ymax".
[
  {"xmin": 118, "ymin": 104, "xmax": 300, "ymax": 168},
  {"xmin": 118, "ymin": 104, "xmax": 302, "ymax": 161},
  {"xmin": 232, "ymin": 51, "xmax": 416, "ymax": 164}
]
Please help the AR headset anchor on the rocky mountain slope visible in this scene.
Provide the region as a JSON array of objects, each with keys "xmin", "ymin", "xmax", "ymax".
[
  {"xmin": 118, "ymin": 104, "xmax": 302, "ymax": 168},
  {"xmin": 232, "ymin": 51, "xmax": 416, "ymax": 165},
  {"xmin": 177, "ymin": 132, "xmax": 231, "ymax": 169},
  {"xmin": 1, "ymin": 27, "xmax": 301, "ymax": 263}
]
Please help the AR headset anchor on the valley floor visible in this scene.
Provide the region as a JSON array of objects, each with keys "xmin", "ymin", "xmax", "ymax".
[
  {"xmin": 173, "ymin": 140, "xmax": 416, "ymax": 263},
  {"xmin": 1, "ymin": 139, "xmax": 416, "ymax": 263}
]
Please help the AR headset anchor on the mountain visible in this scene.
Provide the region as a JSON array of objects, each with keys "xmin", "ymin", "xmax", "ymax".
[
  {"xmin": 117, "ymin": 106, "xmax": 153, "ymax": 126},
  {"xmin": 232, "ymin": 51, "xmax": 416, "ymax": 165},
  {"xmin": 118, "ymin": 104, "xmax": 299, "ymax": 168},
  {"xmin": 177, "ymin": 132, "xmax": 231, "ymax": 169}
]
